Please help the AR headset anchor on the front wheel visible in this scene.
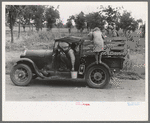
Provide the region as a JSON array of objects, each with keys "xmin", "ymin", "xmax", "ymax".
[
  {"xmin": 10, "ymin": 64, "xmax": 33, "ymax": 86},
  {"xmin": 85, "ymin": 65, "xmax": 110, "ymax": 88}
]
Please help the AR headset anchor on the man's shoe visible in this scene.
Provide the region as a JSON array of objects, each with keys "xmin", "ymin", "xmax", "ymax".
[{"xmin": 41, "ymin": 69, "xmax": 50, "ymax": 77}]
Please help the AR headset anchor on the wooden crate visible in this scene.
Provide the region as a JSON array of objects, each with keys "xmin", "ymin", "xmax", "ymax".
[{"xmin": 82, "ymin": 37, "xmax": 128, "ymax": 57}]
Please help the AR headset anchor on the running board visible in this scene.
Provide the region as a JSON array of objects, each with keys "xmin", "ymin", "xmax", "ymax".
[{"xmin": 47, "ymin": 71, "xmax": 72, "ymax": 78}]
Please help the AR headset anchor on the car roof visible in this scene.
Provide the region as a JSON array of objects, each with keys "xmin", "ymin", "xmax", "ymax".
[{"xmin": 55, "ymin": 36, "xmax": 84, "ymax": 44}]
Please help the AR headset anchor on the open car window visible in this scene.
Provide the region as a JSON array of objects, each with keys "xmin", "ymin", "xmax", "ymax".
[
  {"xmin": 70, "ymin": 43, "xmax": 80, "ymax": 53},
  {"xmin": 75, "ymin": 45, "xmax": 79, "ymax": 52}
]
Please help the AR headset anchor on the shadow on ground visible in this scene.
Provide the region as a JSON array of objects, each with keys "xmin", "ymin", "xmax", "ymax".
[
  {"xmin": 29, "ymin": 78, "xmax": 113, "ymax": 89},
  {"xmin": 30, "ymin": 78, "xmax": 87, "ymax": 87}
]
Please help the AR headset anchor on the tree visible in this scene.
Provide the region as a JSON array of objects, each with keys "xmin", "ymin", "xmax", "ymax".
[
  {"xmin": 45, "ymin": 6, "xmax": 59, "ymax": 30},
  {"xmin": 21, "ymin": 5, "xmax": 36, "ymax": 31},
  {"xmin": 15, "ymin": 5, "xmax": 27, "ymax": 38},
  {"xmin": 128, "ymin": 20, "xmax": 138, "ymax": 32},
  {"xmin": 15, "ymin": 5, "xmax": 37, "ymax": 34},
  {"xmin": 102, "ymin": 5, "xmax": 121, "ymax": 24},
  {"xmin": 119, "ymin": 11, "xmax": 138, "ymax": 33},
  {"xmin": 74, "ymin": 11, "xmax": 86, "ymax": 32},
  {"xmin": 140, "ymin": 24, "xmax": 145, "ymax": 38},
  {"xmin": 137, "ymin": 19, "xmax": 143, "ymax": 23},
  {"xmin": 85, "ymin": 12, "xmax": 105, "ymax": 31},
  {"xmin": 101, "ymin": 5, "xmax": 122, "ymax": 32},
  {"xmin": 6, "ymin": 5, "xmax": 18, "ymax": 43},
  {"xmin": 66, "ymin": 18, "xmax": 72, "ymax": 33},
  {"xmin": 32, "ymin": 5, "xmax": 45, "ymax": 31},
  {"xmin": 56, "ymin": 20, "xmax": 64, "ymax": 28}
]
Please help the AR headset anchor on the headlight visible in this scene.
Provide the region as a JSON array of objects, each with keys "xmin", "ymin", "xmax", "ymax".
[{"xmin": 20, "ymin": 50, "xmax": 27, "ymax": 58}]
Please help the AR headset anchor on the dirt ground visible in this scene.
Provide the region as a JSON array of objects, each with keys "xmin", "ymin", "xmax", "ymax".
[{"xmin": 5, "ymin": 74, "xmax": 145, "ymax": 101}]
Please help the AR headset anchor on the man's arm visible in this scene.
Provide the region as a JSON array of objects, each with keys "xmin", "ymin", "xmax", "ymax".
[
  {"xmin": 68, "ymin": 49, "xmax": 75, "ymax": 71},
  {"xmin": 102, "ymin": 34, "xmax": 105, "ymax": 40}
]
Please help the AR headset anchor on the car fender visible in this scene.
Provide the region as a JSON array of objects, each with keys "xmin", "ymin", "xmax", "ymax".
[
  {"xmin": 16, "ymin": 58, "xmax": 45, "ymax": 78},
  {"xmin": 85, "ymin": 62, "xmax": 112, "ymax": 77}
]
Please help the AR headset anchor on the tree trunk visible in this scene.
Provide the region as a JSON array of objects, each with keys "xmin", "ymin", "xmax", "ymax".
[
  {"xmin": 123, "ymin": 29, "xmax": 127, "ymax": 37},
  {"xmin": 11, "ymin": 27, "xmax": 14, "ymax": 43},
  {"xmin": 40, "ymin": 18, "xmax": 42, "ymax": 31},
  {"xmin": 68, "ymin": 28, "xmax": 71, "ymax": 33},
  {"xmin": 9, "ymin": 13, "xmax": 13, "ymax": 43},
  {"xmin": 23, "ymin": 25, "xmax": 25, "ymax": 32},
  {"xmin": 29, "ymin": 17, "xmax": 31, "ymax": 31},
  {"xmin": 32, "ymin": 24, "xmax": 33, "ymax": 31},
  {"xmin": 18, "ymin": 16, "xmax": 20, "ymax": 38},
  {"xmin": 36, "ymin": 27, "xmax": 39, "ymax": 32}
]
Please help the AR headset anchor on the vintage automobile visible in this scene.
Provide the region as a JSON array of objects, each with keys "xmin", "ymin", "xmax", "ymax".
[{"xmin": 10, "ymin": 36, "xmax": 127, "ymax": 88}]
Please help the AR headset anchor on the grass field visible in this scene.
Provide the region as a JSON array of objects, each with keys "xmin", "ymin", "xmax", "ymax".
[
  {"xmin": 5, "ymin": 27, "xmax": 89, "ymax": 51},
  {"xmin": 5, "ymin": 26, "xmax": 145, "ymax": 79}
]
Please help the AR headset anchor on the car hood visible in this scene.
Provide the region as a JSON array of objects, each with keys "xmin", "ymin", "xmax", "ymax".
[{"xmin": 21, "ymin": 50, "xmax": 53, "ymax": 58}]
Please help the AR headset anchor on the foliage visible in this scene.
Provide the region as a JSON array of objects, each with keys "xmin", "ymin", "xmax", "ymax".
[
  {"xmin": 6, "ymin": 5, "xmax": 18, "ymax": 43},
  {"xmin": 45, "ymin": 6, "xmax": 60, "ymax": 30},
  {"xmin": 66, "ymin": 19, "xmax": 72, "ymax": 29},
  {"xmin": 101, "ymin": 5, "xmax": 122, "ymax": 24},
  {"xmin": 137, "ymin": 19, "xmax": 143, "ymax": 23},
  {"xmin": 32, "ymin": 5, "xmax": 45, "ymax": 31},
  {"xmin": 85, "ymin": 12, "xmax": 105, "ymax": 30},
  {"xmin": 140, "ymin": 24, "xmax": 145, "ymax": 38},
  {"xmin": 5, "ymin": 5, "xmax": 145, "ymax": 42},
  {"xmin": 74, "ymin": 12, "xmax": 86, "ymax": 32},
  {"xmin": 6, "ymin": 5, "xmax": 18, "ymax": 29},
  {"xmin": 119, "ymin": 11, "xmax": 138, "ymax": 32},
  {"xmin": 55, "ymin": 19, "xmax": 64, "ymax": 28},
  {"xmin": 66, "ymin": 19, "xmax": 72, "ymax": 33},
  {"xmin": 21, "ymin": 5, "xmax": 37, "ymax": 30},
  {"xmin": 14, "ymin": 5, "xmax": 28, "ymax": 37},
  {"xmin": 17, "ymin": 5, "xmax": 45, "ymax": 31}
]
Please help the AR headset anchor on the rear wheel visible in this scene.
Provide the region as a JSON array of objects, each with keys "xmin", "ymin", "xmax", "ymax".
[
  {"xmin": 86, "ymin": 65, "xmax": 110, "ymax": 88},
  {"xmin": 10, "ymin": 64, "xmax": 32, "ymax": 86}
]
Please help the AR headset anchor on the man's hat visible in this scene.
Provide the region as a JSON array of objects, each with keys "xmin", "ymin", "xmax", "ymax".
[
  {"xmin": 108, "ymin": 25, "xmax": 113, "ymax": 29},
  {"xmin": 59, "ymin": 42, "xmax": 69, "ymax": 49}
]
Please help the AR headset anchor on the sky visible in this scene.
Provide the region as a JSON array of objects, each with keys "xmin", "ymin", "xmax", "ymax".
[
  {"xmin": 4, "ymin": 2, "xmax": 148, "ymax": 25},
  {"xmin": 51, "ymin": 2, "xmax": 148, "ymax": 25}
]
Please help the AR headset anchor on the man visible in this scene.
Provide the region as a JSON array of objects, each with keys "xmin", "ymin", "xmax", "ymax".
[
  {"xmin": 88, "ymin": 27, "xmax": 104, "ymax": 64},
  {"xmin": 40, "ymin": 41, "xmax": 75, "ymax": 76},
  {"xmin": 57, "ymin": 42, "xmax": 75, "ymax": 71},
  {"xmin": 112, "ymin": 23, "xmax": 119, "ymax": 37}
]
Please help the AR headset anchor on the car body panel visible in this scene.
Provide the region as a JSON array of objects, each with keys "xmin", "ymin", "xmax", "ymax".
[
  {"xmin": 16, "ymin": 58, "xmax": 45, "ymax": 78},
  {"xmin": 55, "ymin": 36, "xmax": 84, "ymax": 44},
  {"xmin": 17, "ymin": 36, "xmax": 126, "ymax": 79},
  {"xmin": 21, "ymin": 50, "xmax": 53, "ymax": 70}
]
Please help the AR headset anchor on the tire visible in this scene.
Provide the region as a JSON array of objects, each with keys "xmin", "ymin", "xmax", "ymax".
[
  {"xmin": 85, "ymin": 65, "xmax": 110, "ymax": 89},
  {"xmin": 10, "ymin": 64, "xmax": 33, "ymax": 86}
]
